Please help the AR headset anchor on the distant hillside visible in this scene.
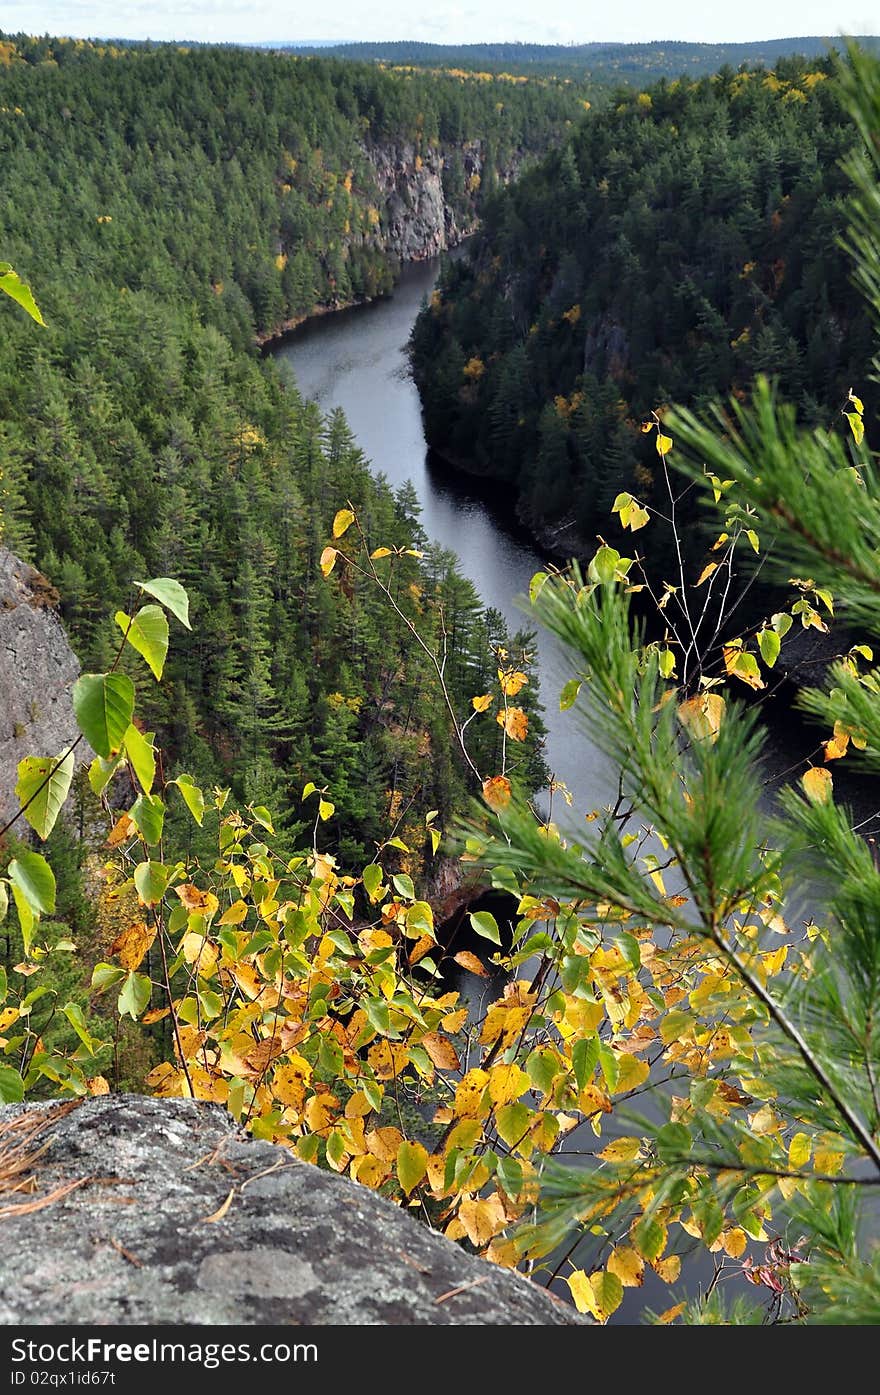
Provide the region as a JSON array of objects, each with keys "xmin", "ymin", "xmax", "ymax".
[{"xmin": 286, "ymin": 37, "xmax": 880, "ymax": 80}]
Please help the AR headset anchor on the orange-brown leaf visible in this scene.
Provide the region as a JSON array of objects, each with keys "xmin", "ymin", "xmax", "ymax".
[
  {"xmin": 421, "ymin": 1032, "xmax": 461, "ymax": 1071},
  {"xmin": 482, "ymin": 775, "xmax": 512, "ymax": 811},
  {"xmin": 496, "ymin": 707, "xmax": 528, "ymax": 742},
  {"xmin": 109, "ymin": 920, "xmax": 156, "ymax": 972},
  {"xmin": 453, "ymin": 950, "xmax": 488, "ymax": 977}
]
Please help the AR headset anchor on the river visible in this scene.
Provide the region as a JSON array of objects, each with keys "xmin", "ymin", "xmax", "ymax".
[{"xmin": 273, "ymin": 252, "xmax": 614, "ymax": 818}]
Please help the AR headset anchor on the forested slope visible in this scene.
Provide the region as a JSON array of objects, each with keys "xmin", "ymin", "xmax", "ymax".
[
  {"xmin": 411, "ymin": 58, "xmax": 874, "ymax": 554},
  {"xmin": 0, "ymin": 37, "xmax": 564, "ymax": 856}
]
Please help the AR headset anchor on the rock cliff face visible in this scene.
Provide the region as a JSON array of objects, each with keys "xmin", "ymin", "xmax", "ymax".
[
  {"xmin": 0, "ymin": 548, "xmax": 89, "ymax": 829},
  {"xmin": 0, "ymin": 1096, "xmax": 586, "ymax": 1326},
  {"xmin": 365, "ymin": 140, "xmax": 492, "ymax": 261}
]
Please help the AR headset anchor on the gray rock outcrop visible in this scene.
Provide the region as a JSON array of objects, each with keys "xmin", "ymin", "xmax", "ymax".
[
  {"xmin": 0, "ymin": 1096, "xmax": 586, "ymax": 1326},
  {"xmin": 0, "ymin": 548, "xmax": 89, "ymax": 828},
  {"xmin": 365, "ymin": 140, "xmax": 519, "ymax": 262}
]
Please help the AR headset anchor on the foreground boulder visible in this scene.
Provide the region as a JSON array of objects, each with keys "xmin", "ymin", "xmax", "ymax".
[{"xmin": 0, "ymin": 1096, "xmax": 585, "ymax": 1326}]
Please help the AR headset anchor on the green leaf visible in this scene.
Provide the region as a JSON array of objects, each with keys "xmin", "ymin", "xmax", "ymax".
[
  {"xmin": 0, "ymin": 1065, "xmax": 24, "ymax": 1103},
  {"xmin": 771, "ymin": 611, "xmax": 793, "ymax": 637},
  {"xmin": 634, "ymin": 1214, "xmax": 666, "ymax": 1262},
  {"xmin": 559, "ymin": 678, "xmax": 582, "ymax": 711},
  {"xmin": 656, "ymin": 1121, "xmax": 692, "ymax": 1160},
  {"xmin": 0, "ymin": 267, "xmax": 45, "ymax": 326},
  {"xmin": 115, "ymin": 605, "xmax": 169, "ymax": 681},
  {"xmin": 62, "ymin": 1002, "xmax": 97, "ymax": 1052},
  {"xmin": 391, "ymin": 873, "xmax": 415, "ymax": 901},
  {"xmin": 118, "ymin": 970, "xmax": 152, "ymax": 1021},
  {"xmin": 73, "ymin": 673, "xmax": 135, "ymax": 758},
  {"xmin": 495, "ymin": 1101, "xmax": 531, "ymax": 1148},
  {"xmin": 91, "ymin": 962, "xmax": 126, "ymax": 993},
  {"xmin": 365, "ymin": 998, "xmax": 391, "ymax": 1035},
  {"xmin": 757, "ymin": 628, "xmax": 781, "ymax": 669},
  {"xmin": 171, "ymin": 775, "xmax": 205, "ymax": 826},
  {"xmin": 251, "ymin": 805, "xmax": 275, "ymax": 833},
  {"xmin": 0, "ymin": 881, "xmax": 7, "ymax": 926},
  {"xmin": 0, "ymin": 965, "xmax": 6, "ymax": 1004},
  {"xmin": 572, "ymin": 1035, "xmax": 599, "ymax": 1091},
  {"xmin": 469, "ymin": 910, "xmax": 501, "ymax": 945},
  {"xmin": 591, "ymin": 545, "xmax": 620, "ymax": 584},
  {"xmin": 497, "ymin": 1155, "xmax": 523, "ymax": 1196},
  {"xmin": 133, "ymin": 861, "xmax": 170, "ymax": 906},
  {"xmin": 124, "ymin": 725, "xmax": 156, "ymax": 795},
  {"xmin": 135, "ymin": 577, "xmax": 191, "ymax": 629},
  {"xmin": 15, "ymin": 751, "xmax": 75, "ymax": 840},
  {"xmin": 11, "ymin": 886, "xmax": 34, "ymax": 956},
  {"xmin": 130, "ymin": 793, "xmax": 165, "ymax": 846},
  {"xmin": 88, "ymin": 751, "xmax": 124, "ymax": 796},
  {"xmin": 529, "ymin": 571, "xmax": 549, "ymax": 604},
  {"xmin": 9, "ymin": 851, "xmax": 56, "ymax": 916},
  {"xmin": 363, "ymin": 863, "xmax": 385, "ymax": 903},
  {"xmin": 597, "ymin": 1042, "xmax": 619, "ymax": 1092},
  {"xmin": 396, "ymin": 1139, "xmax": 428, "ymax": 1195},
  {"xmin": 846, "ymin": 411, "xmax": 865, "ymax": 445}
]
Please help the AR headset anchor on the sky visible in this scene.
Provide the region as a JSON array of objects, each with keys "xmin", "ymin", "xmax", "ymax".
[{"xmin": 1, "ymin": 1, "xmax": 879, "ymax": 47}]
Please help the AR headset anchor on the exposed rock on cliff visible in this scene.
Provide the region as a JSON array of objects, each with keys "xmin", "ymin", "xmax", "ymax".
[
  {"xmin": 0, "ymin": 548, "xmax": 89, "ymax": 829},
  {"xmin": 365, "ymin": 141, "xmax": 493, "ymax": 261},
  {"xmin": 0, "ymin": 1096, "xmax": 586, "ymax": 1326}
]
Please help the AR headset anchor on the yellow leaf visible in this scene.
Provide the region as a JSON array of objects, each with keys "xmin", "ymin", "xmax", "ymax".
[
  {"xmin": 370, "ymin": 546, "xmax": 393, "ymax": 559},
  {"xmin": 651, "ymin": 1252, "xmax": 679, "ymax": 1282},
  {"xmin": 332, "ymin": 507, "xmax": 355, "ymax": 538},
  {"xmin": 656, "ymin": 433, "xmax": 673, "ymax": 457},
  {"xmin": 567, "ymin": 1269, "xmax": 623, "ymax": 1321},
  {"xmin": 814, "ymin": 1146, "xmax": 844, "ymax": 1175},
  {"xmin": 175, "ymin": 883, "xmax": 219, "ymax": 916},
  {"xmin": 471, "ymin": 693, "xmax": 493, "ymax": 712},
  {"xmin": 678, "ymin": 692, "xmax": 725, "ymax": 743},
  {"xmin": 498, "ymin": 669, "xmax": 528, "ymax": 697},
  {"xmin": 607, "ymin": 1246, "xmax": 644, "ymax": 1288},
  {"xmin": 87, "ymin": 1075, "xmax": 110, "ymax": 1096},
  {"xmin": 366, "ymin": 1125, "xmax": 404, "ymax": 1162},
  {"xmin": 721, "ymin": 1228, "xmax": 748, "ymax": 1259},
  {"xmin": 566, "ymin": 1270, "xmax": 598, "ymax": 1317},
  {"xmin": 482, "ymin": 774, "xmax": 512, "ymax": 810},
  {"xmin": 109, "ymin": 920, "xmax": 156, "ymax": 971},
  {"xmin": 180, "ymin": 932, "xmax": 218, "ymax": 975},
  {"xmin": 106, "ymin": 812, "xmax": 135, "ymax": 847},
  {"xmin": 442, "ymin": 1007, "xmax": 469, "ymax": 1034},
  {"xmin": 696, "ymin": 562, "xmax": 717, "ymax": 587},
  {"xmin": 802, "ymin": 766, "xmax": 832, "ymax": 804},
  {"xmin": 657, "ymin": 1301, "xmax": 686, "ymax": 1324},
  {"xmin": 271, "ymin": 1054, "xmax": 312, "ymax": 1108},
  {"xmin": 788, "ymin": 1132, "xmax": 812, "ymax": 1169},
  {"xmin": 614, "ymin": 1053, "xmax": 650, "ymax": 1092},
  {"xmin": 496, "ymin": 706, "xmax": 529, "ymax": 741},
  {"xmin": 578, "ymin": 1083, "xmax": 613, "ymax": 1116},
  {"xmin": 320, "ymin": 546, "xmax": 338, "ymax": 578},
  {"xmin": 218, "ymin": 899, "xmax": 249, "ymax": 925},
  {"xmin": 303, "ymin": 1093, "xmax": 338, "ymax": 1133},
  {"xmin": 350, "ymin": 1154, "xmax": 391, "ymax": 1188},
  {"xmin": 396, "ymin": 1139, "xmax": 428, "ymax": 1195},
  {"xmin": 597, "ymin": 1136, "xmax": 643, "ymax": 1163},
  {"xmin": 458, "ymin": 1194, "xmax": 508, "ymax": 1247},
  {"xmin": 488, "ymin": 1063, "xmax": 531, "ymax": 1105},
  {"xmin": 454, "ymin": 1068, "xmax": 491, "ymax": 1118}
]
